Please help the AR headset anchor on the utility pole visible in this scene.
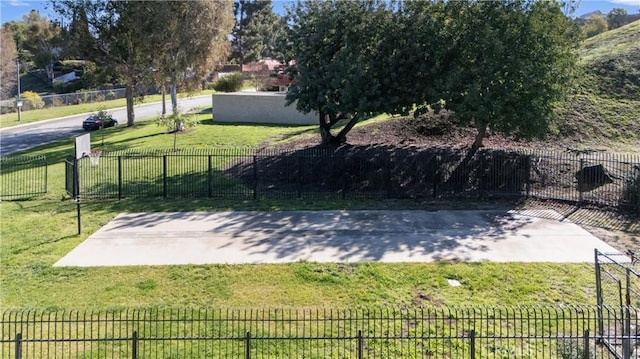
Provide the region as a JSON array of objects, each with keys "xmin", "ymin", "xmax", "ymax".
[{"xmin": 16, "ymin": 58, "xmax": 22, "ymax": 122}]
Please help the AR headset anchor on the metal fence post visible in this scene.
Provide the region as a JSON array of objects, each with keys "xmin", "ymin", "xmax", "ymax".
[
  {"xmin": 44, "ymin": 156, "xmax": 48, "ymax": 194},
  {"xmin": 594, "ymin": 249, "xmax": 604, "ymax": 341},
  {"xmin": 207, "ymin": 155, "xmax": 213, "ymax": 198},
  {"xmin": 245, "ymin": 331, "xmax": 251, "ymax": 359},
  {"xmin": 582, "ymin": 329, "xmax": 589, "ymax": 359},
  {"xmin": 118, "ymin": 156, "xmax": 123, "ymax": 200},
  {"xmin": 385, "ymin": 156, "xmax": 392, "ymax": 198},
  {"xmin": 14, "ymin": 333, "xmax": 22, "ymax": 359},
  {"xmin": 341, "ymin": 156, "xmax": 347, "ymax": 199},
  {"xmin": 524, "ymin": 155, "xmax": 531, "ymax": 198},
  {"xmin": 163, "ymin": 155, "xmax": 168, "ymax": 199},
  {"xmin": 623, "ymin": 268, "xmax": 632, "ymax": 359},
  {"xmin": 479, "ymin": 152, "xmax": 486, "ymax": 197},
  {"xmin": 433, "ymin": 155, "xmax": 441, "ymax": 199},
  {"xmin": 252, "ymin": 155, "xmax": 258, "ymax": 200},
  {"xmin": 132, "ymin": 331, "xmax": 138, "ymax": 359},
  {"xmin": 579, "ymin": 158, "xmax": 584, "ymax": 204},
  {"xmin": 470, "ymin": 329, "xmax": 476, "ymax": 359},
  {"xmin": 357, "ymin": 330, "xmax": 363, "ymax": 359},
  {"xmin": 74, "ymin": 157, "xmax": 81, "ymax": 235},
  {"xmin": 297, "ymin": 156, "xmax": 302, "ymax": 199}
]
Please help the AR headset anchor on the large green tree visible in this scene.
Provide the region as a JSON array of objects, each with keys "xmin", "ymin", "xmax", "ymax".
[
  {"xmin": 434, "ymin": 0, "xmax": 579, "ymax": 150},
  {"xmin": 52, "ymin": 1, "xmax": 232, "ymax": 126},
  {"xmin": 583, "ymin": 14, "xmax": 608, "ymax": 38},
  {"xmin": 230, "ymin": 0, "xmax": 282, "ymax": 66},
  {"xmin": 284, "ymin": 0, "xmax": 579, "ymax": 148},
  {"xmin": 145, "ymin": 1, "xmax": 234, "ymax": 114},
  {"xmin": 3, "ymin": 11, "xmax": 64, "ymax": 69},
  {"xmin": 607, "ymin": 8, "xmax": 628, "ymax": 30},
  {"xmin": 286, "ymin": 0, "xmax": 418, "ymax": 145},
  {"xmin": 52, "ymin": 0, "xmax": 158, "ymax": 126}
]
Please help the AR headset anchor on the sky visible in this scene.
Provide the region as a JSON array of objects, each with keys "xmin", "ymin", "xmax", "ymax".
[{"xmin": 1, "ymin": 0, "xmax": 639, "ymax": 25}]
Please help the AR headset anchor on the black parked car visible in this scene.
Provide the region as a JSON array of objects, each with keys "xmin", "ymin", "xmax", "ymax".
[{"xmin": 82, "ymin": 114, "xmax": 118, "ymax": 131}]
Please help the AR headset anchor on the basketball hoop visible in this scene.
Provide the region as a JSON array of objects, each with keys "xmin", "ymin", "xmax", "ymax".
[{"xmin": 87, "ymin": 150, "xmax": 102, "ymax": 166}]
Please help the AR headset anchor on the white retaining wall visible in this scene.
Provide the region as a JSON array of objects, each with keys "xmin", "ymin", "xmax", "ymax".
[{"xmin": 212, "ymin": 92, "xmax": 317, "ymax": 125}]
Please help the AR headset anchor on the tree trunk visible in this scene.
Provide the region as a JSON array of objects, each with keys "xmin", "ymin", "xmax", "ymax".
[
  {"xmin": 335, "ymin": 113, "xmax": 359, "ymax": 144},
  {"xmin": 319, "ymin": 111, "xmax": 333, "ymax": 144},
  {"xmin": 170, "ymin": 82, "xmax": 178, "ymax": 112},
  {"xmin": 472, "ymin": 122, "xmax": 488, "ymax": 151},
  {"xmin": 125, "ymin": 82, "xmax": 135, "ymax": 126},
  {"xmin": 161, "ymin": 84, "xmax": 166, "ymax": 115},
  {"xmin": 318, "ymin": 112, "xmax": 360, "ymax": 145}
]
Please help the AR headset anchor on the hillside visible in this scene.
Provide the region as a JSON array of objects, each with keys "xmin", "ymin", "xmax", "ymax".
[{"xmin": 555, "ymin": 20, "xmax": 640, "ymax": 149}]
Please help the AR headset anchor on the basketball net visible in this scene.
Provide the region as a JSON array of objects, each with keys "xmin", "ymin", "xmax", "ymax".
[{"xmin": 88, "ymin": 150, "xmax": 102, "ymax": 166}]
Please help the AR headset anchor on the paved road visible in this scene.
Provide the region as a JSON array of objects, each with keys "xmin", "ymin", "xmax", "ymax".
[
  {"xmin": 54, "ymin": 209, "xmax": 623, "ymax": 267},
  {"xmin": 0, "ymin": 95, "xmax": 213, "ymax": 156}
]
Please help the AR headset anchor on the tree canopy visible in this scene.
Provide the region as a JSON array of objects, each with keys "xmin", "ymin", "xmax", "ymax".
[
  {"xmin": 285, "ymin": 0, "xmax": 580, "ymax": 148},
  {"xmin": 2, "ymin": 10, "xmax": 64, "ymax": 69},
  {"xmin": 144, "ymin": 1, "xmax": 234, "ymax": 112},
  {"xmin": 584, "ymin": 14, "xmax": 609, "ymax": 38},
  {"xmin": 52, "ymin": 0, "xmax": 233, "ymax": 126},
  {"xmin": 0, "ymin": 27, "xmax": 18, "ymax": 99},
  {"xmin": 607, "ymin": 8, "xmax": 628, "ymax": 30},
  {"xmin": 433, "ymin": 0, "xmax": 580, "ymax": 149},
  {"xmin": 230, "ymin": 0, "xmax": 283, "ymax": 65},
  {"xmin": 286, "ymin": 0, "xmax": 421, "ymax": 144}
]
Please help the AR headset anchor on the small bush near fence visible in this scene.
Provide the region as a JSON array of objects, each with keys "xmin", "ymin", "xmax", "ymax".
[
  {"xmin": 622, "ymin": 166, "xmax": 640, "ymax": 211},
  {"xmin": 1, "ymin": 306, "xmax": 634, "ymax": 358},
  {"xmin": 68, "ymin": 147, "xmax": 640, "ymax": 213},
  {"xmin": 19, "ymin": 91, "xmax": 44, "ymax": 110}
]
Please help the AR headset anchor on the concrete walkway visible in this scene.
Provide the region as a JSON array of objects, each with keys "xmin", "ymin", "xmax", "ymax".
[{"xmin": 54, "ymin": 209, "xmax": 622, "ymax": 267}]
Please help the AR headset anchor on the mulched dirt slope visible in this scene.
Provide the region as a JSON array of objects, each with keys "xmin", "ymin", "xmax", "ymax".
[{"xmin": 263, "ymin": 115, "xmax": 578, "ymax": 152}]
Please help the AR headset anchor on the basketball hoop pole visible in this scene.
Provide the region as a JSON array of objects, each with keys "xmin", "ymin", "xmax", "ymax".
[
  {"xmin": 74, "ymin": 133, "xmax": 91, "ymax": 235},
  {"xmin": 75, "ymin": 160, "xmax": 82, "ymax": 235},
  {"xmin": 74, "ymin": 142, "xmax": 81, "ymax": 235}
]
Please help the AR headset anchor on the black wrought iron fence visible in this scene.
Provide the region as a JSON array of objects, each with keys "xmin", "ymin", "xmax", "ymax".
[
  {"xmin": 0, "ymin": 156, "xmax": 47, "ymax": 199},
  {"xmin": 66, "ymin": 148, "xmax": 640, "ymax": 211},
  {"xmin": 2, "ymin": 306, "xmax": 636, "ymax": 358},
  {"xmin": 595, "ymin": 250, "xmax": 640, "ymax": 358}
]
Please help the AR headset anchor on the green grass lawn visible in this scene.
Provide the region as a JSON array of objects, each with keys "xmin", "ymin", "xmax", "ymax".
[{"xmin": 0, "ymin": 113, "xmax": 599, "ymax": 310}]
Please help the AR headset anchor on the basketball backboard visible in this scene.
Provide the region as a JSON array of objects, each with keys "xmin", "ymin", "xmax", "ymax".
[{"xmin": 75, "ymin": 133, "xmax": 91, "ymax": 159}]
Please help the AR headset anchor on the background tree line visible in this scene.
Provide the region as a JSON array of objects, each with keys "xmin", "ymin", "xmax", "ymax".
[
  {"xmin": 0, "ymin": 0, "xmax": 634, "ymax": 149},
  {"xmin": 576, "ymin": 7, "xmax": 639, "ymax": 38}
]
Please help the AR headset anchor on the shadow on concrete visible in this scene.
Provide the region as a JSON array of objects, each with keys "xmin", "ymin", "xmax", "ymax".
[{"xmin": 100, "ymin": 210, "xmax": 532, "ymax": 263}]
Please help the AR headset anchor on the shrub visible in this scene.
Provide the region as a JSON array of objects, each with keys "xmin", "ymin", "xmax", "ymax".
[
  {"xmin": 53, "ymin": 80, "xmax": 84, "ymax": 94},
  {"xmin": 20, "ymin": 91, "xmax": 45, "ymax": 110},
  {"xmin": 213, "ymin": 72, "xmax": 244, "ymax": 92},
  {"xmin": 621, "ymin": 167, "xmax": 640, "ymax": 212},
  {"xmin": 404, "ymin": 109, "xmax": 454, "ymax": 136}
]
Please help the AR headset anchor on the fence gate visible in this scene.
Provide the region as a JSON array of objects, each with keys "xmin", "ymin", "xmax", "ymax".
[
  {"xmin": 64, "ymin": 155, "xmax": 77, "ymax": 197},
  {"xmin": 595, "ymin": 249, "xmax": 640, "ymax": 358}
]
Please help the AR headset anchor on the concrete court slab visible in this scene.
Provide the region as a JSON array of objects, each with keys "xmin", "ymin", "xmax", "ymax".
[{"xmin": 53, "ymin": 209, "xmax": 623, "ymax": 267}]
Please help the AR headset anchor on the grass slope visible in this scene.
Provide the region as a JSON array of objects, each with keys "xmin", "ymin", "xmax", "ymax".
[{"xmin": 556, "ymin": 20, "xmax": 640, "ymax": 147}]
